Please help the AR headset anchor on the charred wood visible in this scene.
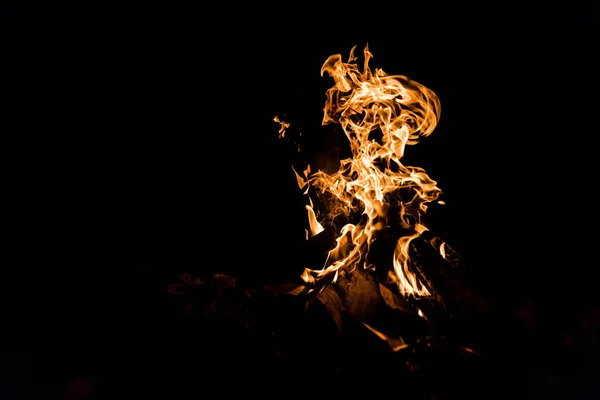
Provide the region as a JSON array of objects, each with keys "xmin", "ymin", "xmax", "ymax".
[
  {"xmin": 420, "ymin": 229, "xmax": 464, "ymax": 272},
  {"xmin": 410, "ymin": 235, "xmax": 488, "ymax": 318},
  {"xmin": 309, "ymin": 268, "xmax": 432, "ymax": 343}
]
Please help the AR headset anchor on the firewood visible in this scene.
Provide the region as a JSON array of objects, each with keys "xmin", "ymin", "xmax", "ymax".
[
  {"xmin": 301, "ymin": 226, "xmax": 336, "ymax": 267},
  {"xmin": 410, "ymin": 236, "xmax": 488, "ymax": 317},
  {"xmin": 312, "ymin": 268, "xmax": 381, "ymax": 327},
  {"xmin": 314, "ymin": 284, "xmax": 345, "ymax": 332},
  {"xmin": 311, "ymin": 267, "xmax": 432, "ymax": 340},
  {"xmin": 420, "ymin": 230, "xmax": 464, "ymax": 271},
  {"xmin": 337, "ymin": 268, "xmax": 382, "ymax": 322}
]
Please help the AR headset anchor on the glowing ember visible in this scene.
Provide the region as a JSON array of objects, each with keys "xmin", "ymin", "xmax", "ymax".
[{"xmin": 277, "ymin": 45, "xmax": 443, "ymax": 298}]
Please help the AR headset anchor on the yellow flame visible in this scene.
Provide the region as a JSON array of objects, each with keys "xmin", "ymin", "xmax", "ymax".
[
  {"xmin": 295, "ymin": 45, "xmax": 441, "ymax": 297},
  {"xmin": 274, "ymin": 116, "xmax": 290, "ymax": 139},
  {"xmin": 306, "ymin": 197, "xmax": 325, "ymax": 237},
  {"xmin": 292, "ymin": 165, "xmax": 307, "ymax": 190},
  {"xmin": 439, "ymin": 241, "xmax": 446, "ymax": 259}
]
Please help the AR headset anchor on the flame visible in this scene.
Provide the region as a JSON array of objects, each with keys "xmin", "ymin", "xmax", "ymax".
[
  {"xmin": 439, "ymin": 241, "xmax": 447, "ymax": 259},
  {"xmin": 273, "ymin": 116, "xmax": 290, "ymax": 138},
  {"xmin": 306, "ymin": 197, "xmax": 325, "ymax": 237},
  {"xmin": 290, "ymin": 45, "xmax": 442, "ymax": 298},
  {"xmin": 364, "ymin": 323, "xmax": 409, "ymax": 351}
]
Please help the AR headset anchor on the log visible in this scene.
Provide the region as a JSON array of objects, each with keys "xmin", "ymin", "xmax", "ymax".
[
  {"xmin": 311, "ymin": 268, "xmax": 432, "ymax": 342},
  {"xmin": 165, "ymin": 268, "xmax": 481, "ymax": 395},
  {"xmin": 312, "ymin": 268, "xmax": 382, "ymax": 330},
  {"xmin": 410, "ymin": 236, "xmax": 489, "ymax": 318},
  {"xmin": 300, "ymin": 226, "xmax": 336, "ymax": 269},
  {"xmin": 420, "ymin": 230, "xmax": 464, "ymax": 272}
]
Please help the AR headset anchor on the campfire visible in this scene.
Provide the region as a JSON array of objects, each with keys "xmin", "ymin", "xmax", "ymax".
[
  {"xmin": 272, "ymin": 44, "xmax": 483, "ymax": 330},
  {"xmin": 291, "ymin": 44, "xmax": 441, "ymax": 296},
  {"xmin": 168, "ymin": 45, "xmax": 489, "ymax": 396}
]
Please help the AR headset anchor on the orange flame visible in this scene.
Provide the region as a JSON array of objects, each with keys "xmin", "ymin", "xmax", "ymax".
[
  {"xmin": 273, "ymin": 116, "xmax": 290, "ymax": 139},
  {"xmin": 289, "ymin": 45, "xmax": 442, "ymax": 297}
]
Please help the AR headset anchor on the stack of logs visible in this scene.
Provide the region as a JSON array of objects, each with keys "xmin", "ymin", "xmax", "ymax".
[{"xmin": 167, "ymin": 227, "xmax": 493, "ymax": 398}]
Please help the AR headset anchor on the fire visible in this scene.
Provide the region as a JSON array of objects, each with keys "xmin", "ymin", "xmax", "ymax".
[
  {"xmin": 278, "ymin": 45, "xmax": 442, "ymax": 298},
  {"xmin": 273, "ymin": 116, "xmax": 290, "ymax": 139}
]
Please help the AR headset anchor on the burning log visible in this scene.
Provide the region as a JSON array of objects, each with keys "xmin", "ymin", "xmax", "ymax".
[
  {"xmin": 421, "ymin": 229, "xmax": 464, "ymax": 272},
  {"xmin": 311, "ymin": 268, "xmax": 380, "ymax": 332},
  {"xmin": 410, "ymin": 235, "xmax": 488, "ymax": 318},
  {"xmin": 299, "ymin": 226, "xmax": 336, "ymax": 271},
  {"xmin": 166, "ymin": 259, "xmax": 486, "ymax": 398},
  {"xmin": 308, "ymin": 267, "xmax": 432, "ymax": 343}
]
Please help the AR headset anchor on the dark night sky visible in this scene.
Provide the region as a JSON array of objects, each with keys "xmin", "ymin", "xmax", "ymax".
[{"xmin": 3, "ymin": 1, "xmax": 599, "ymax": 398}]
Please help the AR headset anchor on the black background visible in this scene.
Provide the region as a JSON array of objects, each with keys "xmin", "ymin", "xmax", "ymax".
[{"xmin": 2, "ymin": 1, "xmax": 599, "ymax": 399}]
